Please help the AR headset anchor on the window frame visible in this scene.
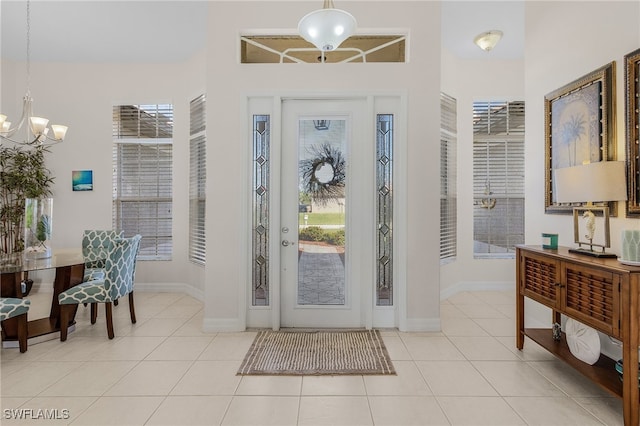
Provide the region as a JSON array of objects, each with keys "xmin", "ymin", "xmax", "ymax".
[
  {"xmin": 189, "ymin": 95, "xmax": 206, "ymax": 265},
  {"xmin": 112, "ymin": 104, "xmax": 174, "ymax": 261},
  {"xmin": 472, "ymin": 100, "xmax": 525, "ymax": 259},
  {"xmin": 440, "ymin": 93, "xmax": 457, "ymax": 264}
]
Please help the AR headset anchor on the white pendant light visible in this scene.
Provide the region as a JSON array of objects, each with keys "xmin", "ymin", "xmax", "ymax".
[
  {"xmin": 298, "ymin": 0, "xmax": 357, "ymax": 52},
  {"xmin": 474, "ymin": 30, "xmax": 503, "ymax": 52}
]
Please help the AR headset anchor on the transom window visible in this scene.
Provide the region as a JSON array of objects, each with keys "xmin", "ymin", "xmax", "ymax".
[{"xmin": 241, "ymin": 35, "xmax": 406, "ymax": 63}]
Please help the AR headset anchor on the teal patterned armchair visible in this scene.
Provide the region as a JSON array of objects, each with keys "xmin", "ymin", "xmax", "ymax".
[
  {"xmin": 0, "ymin": 297, "xmax": 31, "ymax": 352},
  {"xmin": 59, "ymin": 234, "xmax": 142, "ymax": 341},
  {"xmin": 82, "ymin": 230, "xmax": 124, "ymax": 282}
]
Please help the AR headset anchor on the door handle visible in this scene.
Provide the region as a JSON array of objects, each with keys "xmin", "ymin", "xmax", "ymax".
[{"xmin": 282, "ymin": 240, "xmax": 295, "ymax": 247}]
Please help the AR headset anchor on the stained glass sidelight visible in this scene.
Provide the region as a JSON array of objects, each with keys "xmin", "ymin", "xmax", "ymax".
[
  {"xmin": 376, "ymin": 114, "xmax": 393, "ymax": 306},
  {"xmin": 252, "ymin": 115, "xmax": 270, "ymax": 306}
]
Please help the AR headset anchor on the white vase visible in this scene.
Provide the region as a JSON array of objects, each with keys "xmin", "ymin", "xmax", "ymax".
[
  {"xmin": 24, "ymin": 198, "xmax": 53, "ymax": 259},
  {"xmin": 621, "ymin": 230, "xmax": 640, "ymax": 262}
]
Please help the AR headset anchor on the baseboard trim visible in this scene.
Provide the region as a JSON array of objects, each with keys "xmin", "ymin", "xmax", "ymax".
[
  {"xmin": 202, "ymin": 317, "xmax": 246, "ymax": 332},
  {"xmin": 401, "ymin": 317, "xmax": 441, "ymax": 332},
  {"xmin": 440, "ymin": 281, "xmax": 513, "ymax": 301},
  {"xmin": 134, "ymin": 282, "xmax": 204, "ymax": 302}
]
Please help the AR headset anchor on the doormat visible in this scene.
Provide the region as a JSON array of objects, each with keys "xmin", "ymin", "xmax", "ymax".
[{"xmin": 237, "ymin": 329, "xmax": 396, "ymax": 376}]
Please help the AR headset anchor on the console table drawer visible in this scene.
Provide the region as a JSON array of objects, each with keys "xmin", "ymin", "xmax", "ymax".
[
  {"xmin": 521, "ymin": 251, "xmax": 560, "ymax": 308},
  {"xmin": 563, "ymin": 264, "xmax": 620, "ymax": 337}
]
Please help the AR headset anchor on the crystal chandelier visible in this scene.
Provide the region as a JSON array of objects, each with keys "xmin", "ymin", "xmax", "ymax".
[
  {"xmin": 0, "ymin": 0, "xmax": 68, "ymax": 146},
  {"xmin": 298, "ymin": 0, "xmax": 357, "ymax": 52}
]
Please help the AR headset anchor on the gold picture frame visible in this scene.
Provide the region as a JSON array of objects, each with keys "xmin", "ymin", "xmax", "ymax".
[
  {"xmin": 625, "ymin": 48, "xmax": 640, "ymax": 216},
  {"xmin": 544, "ymin": 62, "xmax": 616, "ymax": 214}
]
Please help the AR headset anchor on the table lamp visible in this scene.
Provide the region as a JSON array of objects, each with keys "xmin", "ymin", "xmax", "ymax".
[{"xmin": 553, "ymin": 161, "xmax": 627, "ymax": 258}]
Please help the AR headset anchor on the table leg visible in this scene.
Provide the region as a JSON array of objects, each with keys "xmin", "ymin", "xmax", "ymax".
[
  {"xmin": 516, "ymin": 252, "xmax": 525, "ymax": 350},
  {"xmin": 2, "ymin": 263, "xmax": 84, "ymax": 341},
  {"xmin": 623, "ymin": 279, "xmax": 640, "ymax": 426}
]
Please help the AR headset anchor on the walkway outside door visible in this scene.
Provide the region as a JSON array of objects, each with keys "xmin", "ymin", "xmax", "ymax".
[{"xmin": 280, "ymin": 99, "xmax": 372, "ymax": 328}]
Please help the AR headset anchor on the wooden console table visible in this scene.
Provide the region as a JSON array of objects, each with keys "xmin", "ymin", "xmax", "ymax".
[{"xmin": 516, "ymin": 245, "xmax": 640, "ymax": 425}]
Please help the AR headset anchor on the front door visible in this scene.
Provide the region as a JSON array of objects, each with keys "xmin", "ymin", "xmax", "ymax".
[{"xmin": 280, "ymin": 99, "xmax": 372, "ymax": 328}]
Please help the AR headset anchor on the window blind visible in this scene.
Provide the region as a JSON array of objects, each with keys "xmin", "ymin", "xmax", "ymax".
[
  {"xmin": 440, "ymin": 93, "xmax": 457, "ymax": 262},
  {"xmin": 112, "ymin": 104, "xmax": 173, "ymax": 260},
  {"xmin": 473, "ymin": 101, "xmax": 525, "ymax": 257},
  {"xmin": 189, "ymin": 94, "xmax": 206, "ymax": 265}
]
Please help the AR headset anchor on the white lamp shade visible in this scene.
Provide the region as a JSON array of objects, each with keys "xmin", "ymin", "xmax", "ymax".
[
  {"xmin": 51, "ymin": 124, "xmax": 68, "ymax": 140},
  {"xmin": 474, "ymin": 30, "xmax": 503, "ymax": 51},
  {"xmin": 1, "ymin": 121, "xmax": 11, "ymax": 132},
  {"xmin": 554, "ymin": 161, "xmax": 627, "ymax": 203},
  {"xmin": 29, "ymin": 116, "xmax": 49, "ymax": 135},
  {"xmin": 298, "ymin": 7, "xmax": 356, "ymax": 51},
  {"xmin": 0, "ymin": 114, "xmax": 6, "ymax": 125}
]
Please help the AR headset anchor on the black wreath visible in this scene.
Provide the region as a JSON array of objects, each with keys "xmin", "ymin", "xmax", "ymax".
[{"xmin": 300, "ymin": 143, "xmax": 345, "ymax": 206}]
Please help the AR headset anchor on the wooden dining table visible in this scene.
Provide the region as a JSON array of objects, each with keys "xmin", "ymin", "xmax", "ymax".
[{"xmin": 0, "ymin": 248, "xmax": 106, "ymax": 344}]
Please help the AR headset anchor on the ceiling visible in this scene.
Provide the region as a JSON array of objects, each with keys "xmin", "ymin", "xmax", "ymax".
[
  {"xmin": 441, "ymin": 1, "xmax": 524, "ymax": 60},
  {"xmin": 0, "ymin": 1, "xmax": 524, "ymax": 63}
]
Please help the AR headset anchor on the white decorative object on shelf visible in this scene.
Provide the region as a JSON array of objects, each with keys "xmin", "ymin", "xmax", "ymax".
[
  {"xmin": 565, "ymin": 318, "xmax": 601, "ymax": 365},
  {"xmin": 621, "ymin": 230, "xmax": 640, "ymax": 263}
]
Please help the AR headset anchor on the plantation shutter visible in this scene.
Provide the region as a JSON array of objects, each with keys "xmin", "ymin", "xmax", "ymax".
[
  {"xmin": 189, "ymin": 94, "xmax": 206, "ymax": 265},
  {"xmin": 112, "ymin": 104, "xmax": 173, "ymax": 260},
  {"xmin": 440, "ymin": 93, "xmax": 457, "ymax": 262},
  {"xmin": 473, "ymin": 101, "xmax": 525, "ymax": 257}
]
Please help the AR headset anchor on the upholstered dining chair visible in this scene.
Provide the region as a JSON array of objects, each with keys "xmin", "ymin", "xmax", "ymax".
[
  {"xmin": 0, "ymin": 297, "xmax": 31, "ymax": 352},
  {"xmin": 81, "ymin": 230, "xmax": 124, "ymax": 281},
  {"xmin": 58, "ymin": 234, "xmax": 141, "ymax": 341}
]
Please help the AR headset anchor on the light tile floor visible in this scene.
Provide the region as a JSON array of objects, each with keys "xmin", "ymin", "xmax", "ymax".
[{"xmin": 0, "ymin": 289, "xmax": 624, "ymax": 425}]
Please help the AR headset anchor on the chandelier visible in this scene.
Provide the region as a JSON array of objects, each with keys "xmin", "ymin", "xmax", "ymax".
[
  {"xmin": 0, "ymin": 0, "xmax": 68, "ymax": 146},
  {"xmin": 298, "ymin": 0, "xmax": 357, "ymax": 52}
]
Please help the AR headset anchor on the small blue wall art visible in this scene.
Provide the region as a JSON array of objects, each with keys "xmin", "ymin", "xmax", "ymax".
[{"xmin": 72, "ymin": 170, "xmax": 93, "ymax": 191}]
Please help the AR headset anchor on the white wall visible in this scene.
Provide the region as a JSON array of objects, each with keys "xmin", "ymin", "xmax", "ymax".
[
  {"xmin": 525, "ymin": 1, "xmax": 640, "ymax": 358},
  {"xmin": 440, "ymin": 48, "xmax": 524, "ymax": 297},
  {"xmin": 203, "ymin": 1, "xmax": 442, "ymax": 331},
  {"xmin": 9, "ymin": 1, "xmax": 585, "ymax": 332},
  {"xmin": 0, "ymin": 50, "xmax": 207, "ymax": 295}
]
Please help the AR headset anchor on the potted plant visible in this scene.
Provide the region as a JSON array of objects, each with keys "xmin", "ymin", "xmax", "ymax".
[{"xmin": 0, "ymin": 145, "xmax": 54, "ymax": 256}]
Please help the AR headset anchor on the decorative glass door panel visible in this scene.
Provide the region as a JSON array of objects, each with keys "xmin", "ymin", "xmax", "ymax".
[
  {"xmin": 281, "ymin": 99, "xmax": 366, "ymax": 328},
  {"xmin": 297, "ymin": 119, "xmax": 346, "ymax": 306}
]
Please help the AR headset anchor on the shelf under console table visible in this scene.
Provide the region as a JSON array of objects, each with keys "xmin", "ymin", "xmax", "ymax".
[{"xmin": 516, "ymin": 245, "xmax": 640, "ymax": 425}]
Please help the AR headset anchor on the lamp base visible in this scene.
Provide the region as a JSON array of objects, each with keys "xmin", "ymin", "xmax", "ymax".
[{"xmin": 569, "ymin": 248, "xmax": 617, "ymax": 258}]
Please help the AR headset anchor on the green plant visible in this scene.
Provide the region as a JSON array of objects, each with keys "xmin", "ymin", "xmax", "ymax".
[
  {"xmin": 325, "ymin": 229, "xmax": 345, "ymax": 246},
  {"xmin": 299, "ymin": 226, "xmax": 325, "ymax": 242},
  {"xmin": 0, "ymin": 145, "xmax": 54, "ymax": 254},
  {"xmin": 36, "ymin": 214, "xmax": 51, "ymax": 242},
  {"xmin": 298, "ymin": 226, "xmax": 345, "ymax": 246}
]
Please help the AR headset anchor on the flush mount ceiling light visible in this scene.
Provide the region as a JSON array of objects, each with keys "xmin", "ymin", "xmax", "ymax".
[
  {"xmin": 298, "ymin": 0, "xmax": 357, "ymax": 52},
  {"xmin": 473, "ymin": 30, "xmax": 503, "ymax": 52},
  {"xmin": 0, "ymin": 0, "xmax": 68, "ymax": 146}
]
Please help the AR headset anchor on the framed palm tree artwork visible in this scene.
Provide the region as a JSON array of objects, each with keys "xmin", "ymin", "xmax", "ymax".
[
  {"xmin": 625, "ymin": 48, "xmax": 640, "ymax": 216},
  {"xmin": 544, "ymin": 61, "xmax": 616, "ymax": 214}
]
